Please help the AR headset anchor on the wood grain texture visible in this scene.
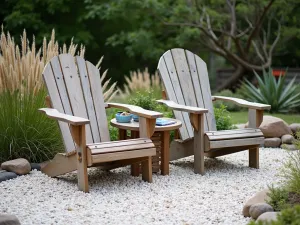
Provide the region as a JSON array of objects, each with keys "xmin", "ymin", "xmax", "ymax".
[
  {"xmin": 58, "ymin": 54, "xmax": 93, "ymax": 144},
  {"xmin": 71, "ymin": 124, "xmax": 89, "ymax": 192},
  {"xmin": 42, "ymin": 61, "xmax": 75, "ymax": 152},
  {"xmin": 185, "ymin": 50, "xmax": 209, "ymax": 131},
  {"xmin": 194, "ymin": 53, "xmax": 216, "ymax": 131},
  {"xmin": 213, "ymin": 96, "xmax": 271, "ymax": 110},
  {"xmin": 76, "ymin": 56, "xmax": 101, "ymax": 143},
  {"xmin": 39, "ymin": 108, "xmax": 90, "ymax": 125},
  {"xmin": 91, "ymin": 148, "xmax": 156, "ymax": 164},
  {"xmin": 107, "ymin": 103, "xmax": 163, "ymax": 119},
  {"xmin": 158, "ymin": 55, "xmax": 190, "ymax": 140},
  {"xmin": 157, "ymin": 100, "xmax": 208, "ymax": 114},
  {"xmin": 193, "ymin": 114, "xmax": 205, "ymax": 174},
  {"xmin": 110, "ymin": 118, "xmax": 182, "ymax": 132},
  {"xmin": 85, "ymin": 60, "xmax": 110, "ymax": 142},
  {"xmin": 41, "ymin": 153, "xmax": 77, "ymax": 177}
]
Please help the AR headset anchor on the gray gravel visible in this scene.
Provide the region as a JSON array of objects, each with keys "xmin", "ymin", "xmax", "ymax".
[{"xmin": 0, "ymin": 148, "xmax": 289, "ymax": 225}]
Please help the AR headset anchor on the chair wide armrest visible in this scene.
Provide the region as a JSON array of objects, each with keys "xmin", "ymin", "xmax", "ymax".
[
  {"xmin": 212, "ymin": 96, "xmax": 271, "ymax": 110},
  {"xmin": 106, "ymin": 103, "xmax": 163, "ymax": 119},
  {"xmin": 156, "ymin": 100, "xmax": 208, "ymax": 114},
  {"xmin": 39, "ymin": 108, "xmax": 90, "ymax": 125}
]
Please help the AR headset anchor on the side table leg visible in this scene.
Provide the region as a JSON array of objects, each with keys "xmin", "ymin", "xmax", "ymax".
[
  {"xmin": 118, "ymin": 129, "xmax": 126, "ymax": 140},
  {"xmin": 130, "ymin": 130, "xmax": 140, "ymax": 176},
  {"xmin": 161, "ymin": 131, "xmax": 170, "ymax": 175}
]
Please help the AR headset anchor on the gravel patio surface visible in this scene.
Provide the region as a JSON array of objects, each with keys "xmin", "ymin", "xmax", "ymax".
[{"xmin": 0, "ymin": 148, "xmax": 288, "ymax": 225}]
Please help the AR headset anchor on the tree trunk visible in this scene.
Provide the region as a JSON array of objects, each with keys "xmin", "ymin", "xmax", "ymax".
[{"xmin": 216, "ymin": 66, "xmax": 245, "ymax": 91}]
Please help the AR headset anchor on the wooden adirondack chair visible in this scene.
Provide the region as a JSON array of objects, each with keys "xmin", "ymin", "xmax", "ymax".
[
  {"xmin": 157, "ymin": 48, "xmax": 271, "ymax": 174},
  {"xmin": 40, "ymin": 54, "xmax": 163, "ymax": 192}
]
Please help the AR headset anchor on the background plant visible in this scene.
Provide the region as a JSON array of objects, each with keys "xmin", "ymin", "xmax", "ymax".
[
  {"xmin": 117, "ymin": 68, "xmax": 162, "ymax": 101},
  {"xmin": 0, "ymin": 89, "xmax": 62, "ymax": 162},
  {"xmin": 214, "ymin": 104, "xmax": 235, "ymax": 130},
  {"xmin": 242, "ymin": 68, "xmax": 300, "ymax": 113},
  {"xmin": 0, "ymin": 28, "xmax": 117, "ymax": 163},
  {"xmin": 213, "ymin": 89, "xmax": 245, "ymax": 112},
  {"xmin": 128, "ymin": 90, "xmax": 158, "ymax": 111}
]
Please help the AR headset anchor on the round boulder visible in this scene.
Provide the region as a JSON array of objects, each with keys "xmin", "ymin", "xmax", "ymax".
[
  {"xmin": 1, "ymin": 158, "xmax": 31, "ymax": 175},
  {"xmin": 257, "ymin": 212, "xmax": 279, "ymax": 222},
  {"xmin": 242, "ymin": 189, "xmax": 270, "ymax": 217},
  {"xmin": 0, "ymin": 171, "xmax": 18, "ymax": 182},
  {"xmin": 281, "ymin": 134, "xmax": 295, "ymax": 144},
  {"xmin": 289, "ymin": 123, "xmax": 300, "ymax": 134},
  {"xmin": 0, "ymin": 213, "xmax": 21, "ymax": 225},
  {"xmin": 249, "ymin": 203, "xmax": 274, "ymax": 220},
  {"xmin": 264, "ymin": 138, "xmax": 281, "ymax": 148},
  {"xmin": 246, "ymin": 116, "xmax": 291, "ymax": 138}
]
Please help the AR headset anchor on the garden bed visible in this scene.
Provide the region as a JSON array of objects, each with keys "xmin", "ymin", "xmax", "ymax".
[{"xmin": 0, "ymin": 148, "xmax": 289, "ymax": 225}]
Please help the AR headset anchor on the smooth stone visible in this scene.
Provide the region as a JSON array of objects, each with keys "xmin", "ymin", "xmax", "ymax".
[
  {"xmin": 243, "ymin": 189, "xmax": 270, "ymax": 217},
  {"xmin": 1, "ymin": 158, "xmax": 31, "ymax": 175},
  {"xmin": 246, "ymin": 116, "xmax": 291, "ymax": 138},
  {"xmin": 0, "ymin": 172, "xmax": 18, "ymax": 182},
  {"xmin": 30, "ymin": 163, "xmax": 41, "ymax": 171},
  {"xmin": 281, "ymin": 134, "xmax": 295, "ymax": 144},
  {"xmin": 264, "ymin": 138, "xmax": 281, "ymax": 148},
  {"xmin": 281, "ymin": 144, "xmax": 298, "ymax": 151},
  {"xmin": 249, "ymin": 203, "xmax": 274, "ymax": 220},
  {"xmin": 0, "ymin": 214, "xmax": 21, "ymax": 225},
  {"xmin": 289, "ymin": 123, "xmax": 300, "ymax": 134},
  {"xmin": 257, "ymin": 212, "xmax": 279, "ymax": 222}
]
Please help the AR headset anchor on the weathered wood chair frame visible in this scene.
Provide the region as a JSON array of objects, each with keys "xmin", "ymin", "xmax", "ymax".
[
  {"xmin": 157, "ymin": 48, "xmax": 271, "ymax": 174},
  {"xmin": 40, "ymin": 54, "xmax": 162, "ymax": 192}
]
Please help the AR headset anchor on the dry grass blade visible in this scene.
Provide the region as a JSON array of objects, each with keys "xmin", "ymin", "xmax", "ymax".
[
  {"xmin": 118, "ymin": 68, "xmax": 161, "ymax": 98},
  {"xmin": 0, "ymin": 28, "xmax": 116, "ymax": 99}
]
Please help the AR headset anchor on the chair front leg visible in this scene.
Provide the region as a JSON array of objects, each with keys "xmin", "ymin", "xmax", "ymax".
[
  {"xmin": 70, "ymin": 124, "xmax": 89, "ymax": 192},
  {"xmin": 248, "ymin": 109, "xmax": 264, "ymax": 169},
  {"xmin": 190, "ymin": 113, "xmax": 205, "ymax": 175}
]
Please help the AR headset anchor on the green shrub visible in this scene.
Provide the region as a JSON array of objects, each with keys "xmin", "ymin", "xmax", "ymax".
[
  {"xmin": 128, "ymin": 90, "xmax": 158, "ymax": 110},
  {"xmin": 214, "ymin": 104, "xmax": 235, "ymax": 130},
  {"xmin": 243, "ymin": 68, "xmax": 300, "ymax": 113},
  {"xmin": 281, "ymin": 149, "xmax": 300, "ymax": 195},
  {"xmin": 267, "ymin": 185, "xmax": 290, "ymax": 211},
  {"xmin": 248, "ymin": 205, "xmax": 300, "ymax": 225},
  {"xmin": 213, "ymin": 89, "xmax": 245, "ymax": 112},
  {"xmin": 0, "ymin": 90, "xmax": 63, "ymax": 163}
]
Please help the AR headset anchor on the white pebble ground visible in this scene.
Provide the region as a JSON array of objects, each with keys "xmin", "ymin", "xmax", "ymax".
[{"xmin": 0, "ymin": 148, "xmax": 289, "ymax": 225}]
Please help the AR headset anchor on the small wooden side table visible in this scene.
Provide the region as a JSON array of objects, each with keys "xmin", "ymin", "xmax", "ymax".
[{"xmin": 110, "ymin": 118, "xmax": 182, "ymax": 175}]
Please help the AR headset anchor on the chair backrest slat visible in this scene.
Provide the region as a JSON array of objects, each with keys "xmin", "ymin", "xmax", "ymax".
[
  {"xmin": 157, "ymin": 56, "xmax": 190, "ymax": 140},
  {"xmin": 76, "ymin": 56, "xmax": 101, "ymax": 143},
  {"xmin": 85, "ymin": 60, "xmax": 110, "ymax": 142},
  {"xmin": 57, "ymin": 54, "xmax": 94, "ymax": 144},
  {"xmin": 43, "ymin": 58, "xmax": 75, "ymax": 152},
  {"xmin": 194, "ymin": 54, "xmax": 216, "ymax": 131},
  {"xmin": 158, "ymin": 48, "xmax": 216, "ymax": 141},
  {"xmin": 43, "ymin": 54, "xmax": 110, "ymax": 152},
  {"xmin": 160, "ymin": 50, "xmax": 194, "ymax": 140}
]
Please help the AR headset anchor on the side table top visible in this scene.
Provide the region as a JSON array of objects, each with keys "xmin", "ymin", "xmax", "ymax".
[{"xmin": 110, "ymin": 117, "xmax": 182, "ymax": 131}]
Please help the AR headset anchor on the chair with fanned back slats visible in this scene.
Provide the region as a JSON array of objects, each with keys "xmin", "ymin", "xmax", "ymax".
[
  {"xmin": 157, "ymin": 48, "xmax": 271, "ymax": 174},
  {"xmin": 40, "ymin": 54, "xmax": 162, "ymax": 192}
]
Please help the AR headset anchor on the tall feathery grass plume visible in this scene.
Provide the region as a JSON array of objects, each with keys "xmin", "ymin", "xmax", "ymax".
[
  {"xmin": 118, "ymin": 68, "xmax": 161, "ymax": 99},
  {"xmin": 0, "ymin": 28, "xmax": 117, "ymax": 100}
]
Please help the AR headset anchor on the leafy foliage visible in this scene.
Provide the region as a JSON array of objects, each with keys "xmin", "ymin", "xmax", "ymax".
[
  {"xmin": 281, "ymin": 148, "xmax": 300, "ymax": 195},
  {"xmin": 213, "ymin": 89, "xmax": 245, "ymax": 112},
  {"xmin": 248, "ymin": 205, "xmax": 300, "ymax": 225},
  {"xmin": 128, "ymin": 90, "xmax": 158, "ymax": 111},
  {"xmin": 267, "ymin": 185, "xmax": 290, "ymax": 211},
  {"xmin": 0, "ymin": 89, "xmax": 63, "ymax": 163},
  {"xmin": 214, "ymin": 104, "xmax": 235, "ymax": 130},
  {"xmin": 243, "ymin": 68, "xmax": 300, "ymax": 113}
]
